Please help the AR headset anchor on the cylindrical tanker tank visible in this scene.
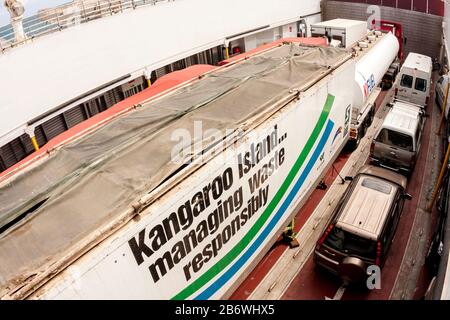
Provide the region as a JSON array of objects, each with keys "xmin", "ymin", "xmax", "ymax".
[{"xmin": 353, "ymin": 32, "xmax": 399, "ymax": 109}]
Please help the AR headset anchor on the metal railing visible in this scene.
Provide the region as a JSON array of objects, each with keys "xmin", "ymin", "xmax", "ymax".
[{"xmin": 0, "ymin": 0, "xmax": 168, "ymax": 53}]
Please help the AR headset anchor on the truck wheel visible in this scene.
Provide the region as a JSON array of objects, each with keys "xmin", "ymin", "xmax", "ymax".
[
  {"xmin": 346, "ymin": 139, "xmax": 357, "ymax": 151},
  {"xmin": 348, "ymin": 133, "xmax": 361, "ymax": 151}
]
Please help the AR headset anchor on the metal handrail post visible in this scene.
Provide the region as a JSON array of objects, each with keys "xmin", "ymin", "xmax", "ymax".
[
  {"xmin": 0, "ymin": 0, "xmax": 170, "ymax": 53},
  {"xmin": 56, "ymin": 12, "xmax": 62, "ymax": 30},
  {"xmin": 81, "ymin": 1, "xmax": 87, "ymax": 21}
]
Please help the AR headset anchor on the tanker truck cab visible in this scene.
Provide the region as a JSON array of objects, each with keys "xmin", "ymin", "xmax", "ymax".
[
  {"xmin": 395, "ymin": 53, "xmax": 432, "ymax": 106},
  {"xmin": 370, "ymin": 100, "xmax": 426, "ymax": 175},
  {"xmin": 314, "ymin": 165, "xmax": 411, "ymax": 285}
]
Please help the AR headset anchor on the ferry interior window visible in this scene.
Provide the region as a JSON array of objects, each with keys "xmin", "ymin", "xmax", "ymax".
[
  {"xmin": 415, "ymin": 78, "xmax": 427, "ymax": 92},
  {"xmin": 400, "ymin": 74, "xmax": 413, "ymax": 88},
  {"xmin": 150, "ymin": 71, "xmax": 157, "ymax": 85}
]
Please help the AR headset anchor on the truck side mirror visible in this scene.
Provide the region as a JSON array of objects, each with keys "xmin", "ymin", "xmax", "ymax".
[
  {"xmin": 404, "ymin": 37, "xmax": 407, "ymax": 45},
  {"xmin": 403, "ymin": 193, "xmax": 413, "ymax": 200},
  {"xmin": 344, "ymin": 176, "xmax": 354, "ymax": 182}
]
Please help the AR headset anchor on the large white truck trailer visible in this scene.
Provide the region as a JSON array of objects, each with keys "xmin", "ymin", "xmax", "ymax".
[
  {"xmin": 0, "ymin": 26, "xmax": 399, "ymax": 300},
  {"xmin": 0, "ymin": 40, "xmax": 353, "ymax": 300}
]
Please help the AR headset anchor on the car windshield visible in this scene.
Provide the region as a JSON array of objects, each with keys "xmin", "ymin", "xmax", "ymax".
[
  {"xmin": 415, "ymin": 78, "xmax": 427, "ymax": 92},
  {"xmin": 324, "ymin": 227, "xmax": 377, "ymax": 259},
  {"xmin": 376, "ymin": 129, "xmax": 414, "ymax": 151},
  {"xmin": 400, "ymin": 74, "xmax": 413, "ymax": 88}
]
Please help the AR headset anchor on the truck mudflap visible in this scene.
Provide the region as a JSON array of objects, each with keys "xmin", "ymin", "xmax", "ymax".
[{"xmin": 348, "ymin": 102, "xmax": 375, "ymax": 150}]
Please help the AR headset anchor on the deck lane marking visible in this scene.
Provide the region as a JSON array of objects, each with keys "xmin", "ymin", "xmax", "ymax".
[
  {"xmin": 389, "ymin": 84, "xmax": 439, "ymax": 299},
  {"xmin": 325, "ymin": 284, "xmax": 347, "ymax": 300}
]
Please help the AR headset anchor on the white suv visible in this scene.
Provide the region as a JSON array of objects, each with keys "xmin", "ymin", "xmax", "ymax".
[{"xmin": 370, "ymin": 100, "xmax": 427, "ymax": 176}]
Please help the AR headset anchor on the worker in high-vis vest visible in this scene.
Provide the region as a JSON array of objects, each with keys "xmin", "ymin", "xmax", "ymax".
[{"xmin": 283, "ymin": 219, "xmax": 299, "ymax": 248}]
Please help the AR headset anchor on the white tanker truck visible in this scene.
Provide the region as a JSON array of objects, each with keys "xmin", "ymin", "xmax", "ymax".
[
  {"xmin": 312, "ymin": 19, "xmax": 400, "ymax": 149},
  {"xmin": 350, "ymin": 31, "xmax": 400, "ymax": 149}
]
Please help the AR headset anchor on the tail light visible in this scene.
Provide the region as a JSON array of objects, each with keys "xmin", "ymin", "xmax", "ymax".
[
  {"xmin": 318, "ymin": 224, "xmax": 334, "ymax": 246},
  {"xmin": 426, "ymin": 96, "xmax": 429, "ymax": 106},
  {"xmin": 395, "ymin": 88, "xmax": 398, "ymax": 96},
  {"xmin": 375, "ymin": 241, "xmax": 382, "ymax": 266},
  {"xmin": 370, "ymin": 142, "xmax": 375, "ymax": 154}
]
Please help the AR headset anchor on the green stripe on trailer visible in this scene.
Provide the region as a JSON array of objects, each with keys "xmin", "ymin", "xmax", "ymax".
[{"xmin": 172, "ymin": 94, "xmax": 335, "ymax": 300}]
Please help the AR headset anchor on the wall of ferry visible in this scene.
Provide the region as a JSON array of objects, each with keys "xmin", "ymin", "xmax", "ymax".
[
  {"xmin": 432, "ymin": 0, "xmax": 450, "ymax": 301},
  {"xmin": 443, "ymin": 1, "xmax": 450, "ymax": 66},
  {"xmin": 322, "ymin": 0, "xmax": 443, "ymax": 59},
  {"xmin": 0, "ymin": 0, "xmax": 322, "ymax": 173}
]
